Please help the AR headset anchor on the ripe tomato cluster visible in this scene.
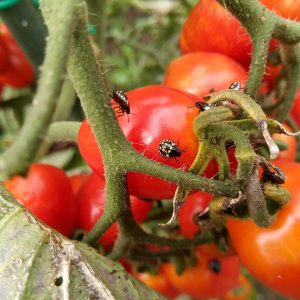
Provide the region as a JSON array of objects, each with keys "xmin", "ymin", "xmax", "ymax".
[{"xmin": 3, "ymin": 0, "xmax": 300, "ymax": 299}]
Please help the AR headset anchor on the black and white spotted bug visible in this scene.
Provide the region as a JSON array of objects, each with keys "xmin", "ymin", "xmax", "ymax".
[
  {"xmin": 158, "ymin": 139, "xmax": 182, "ymax": 161},
  {"xmin": 189, "ymin": 101, "xmax": 213, "ymax": 113},
  {"xmin": 229, "ymin": 82, "xmax": 241, "ymax": 91},
  {"xmin": 262, "ymin": 166, "xmax": 286, "ymax": 185},
  {"xmin": 109, "ymin": 90, "xmax": 130, "ymax": 117}
]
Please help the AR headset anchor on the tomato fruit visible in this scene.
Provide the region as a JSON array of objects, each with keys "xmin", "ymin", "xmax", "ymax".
[
  {"xmin": 0, "ymin": 36, "xmax": 10, "ymax": 73},
  {"xmin": 260, "ymin": 0, "xmax": 300, "ymax": 20},
  {"xmin": 179, "ymin": 0, "xmax": 253, "ymax": 68},
  {"xmin": 78, "ymin": 85, "xmax": 219, "ymax": 200},
  {"xmin": 4, "ymin": 164, "xmax": 77, "ymax": 237},
  {"xmin": 179, "ymin": 0, "xmax": 278, "ymax": 69},
  {"xmin": 77, "ymin": 172, "xmax": 152, "ymax": 249},
  {"xmin": 227, "ymin": 161, "xmax": 300, "ymax": 298},
  {"xmin": 0, "ymin": 24, "xmax": 34, "ymax": 88},
  {"xmin": 290, "ymin": 89, "xmax": 300, "ymax": 127},
  {"xmin": 178, "ymin": 191, "xmax": 212, "ymax": 238},
  {"xmin": 163, "ymin": 52, "xmax": 247, "ymax": 98},
  {"xmin": 69, "ymin": 173, "xmax": 89, "ymax": 195},
  {"xmin": 134, "ymin": 267, "xmax": 180, "ymax": 299},
  {"xmin": 162, "ymin": 243, "xmax": 240, "ymax": 299},
  {"xmin": 273, "ymin": 124, "xmax": 297, "ymax": 162}
]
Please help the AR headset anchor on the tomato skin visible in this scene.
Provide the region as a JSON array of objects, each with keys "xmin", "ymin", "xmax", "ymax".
[
  {"xmin": 77, "ymin": 172, "xmax": 152, "ymax": 249},
  {"xmin": 179, "ymin": 0, "xmax": 278, "ymax": 69},
  {"xmin": 69, "ymin": 173, "xmax": 89, "ymax": 195},
  {"xmin": 179, "ymin": 0, "xmax": 253, "ymax": 68},
  {"xmin": 290, "ymin": 90, "xmax": 300, "ymax": 127},
  {"xmin": 4, "ymin": 164, "xmax": 77, "ymax": 237},
  {"xmin": 260, "ymin": 0, "xmax": 300, "ymax": 20},
  {"xmin": 227, "ymin": 161, "xmax": 300, "ymax": 298},
  {"xmin": 0, "ymin": 24, "xmax": 34, "ymax": 88},
  {"xmin": 163, "ymin": 52, "xmax": 247, "ymax": 98},
  {"xmin": 78, "ymin": 85, "xmax": 219, "ymax": 200},
  {"xmin": 0, "ymin": 36, "xmax": 10, "ymax": 73},
  {"xmin": 178, "ymin": 191, "xmax": 212, "ymax": 238},
  {"xmin": 162, "ymin": 244, "xmax": 240, "ymax": 299},
  {"xmin": 134, "ymin": 267, "xmax": 180, "ymax": 299}
]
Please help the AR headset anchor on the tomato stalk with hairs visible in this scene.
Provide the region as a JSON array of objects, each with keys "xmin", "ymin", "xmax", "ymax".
[{"xmin": 76, "ymin": 172, "xmax": 152, "ymax": 249}]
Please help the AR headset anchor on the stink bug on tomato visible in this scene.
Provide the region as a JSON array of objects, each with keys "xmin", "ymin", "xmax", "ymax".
[
  {"xmin": 189, "ymin": 101, "xmax": 213, "ymax": 114},
  {"xmin": 158, "ymin": 139, "xmax": 183, "ymax": 162},
  {"xmin": 229, "ymin": 82, "xmax": 242, "ymax": 91},
  {"xmin": 109, "ymin": 90, "xmax": 131, "ymax": 119}
]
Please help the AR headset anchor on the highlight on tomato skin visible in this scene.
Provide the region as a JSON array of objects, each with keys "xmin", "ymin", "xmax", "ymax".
[
  {"xmin": 78, "ymin": 85, "xmax": 219, "ymax": 200},
  {"xmin": 162, "ymin": 243, "xmax": 240, "ymax": 299},
  {"xmin": 4, "ymin": 164, "xmax": 77, "ymax": 237},
  {"xmin": 76, "ymin": 172, "xmax": 153, "ymax": 249},
  {"xmin": 227, "ymin": 161, "xmax": 300, "ymax": 299},
  {"xmin": 163, "ymin": 52, "xmax": 248, "ymax": 98}
]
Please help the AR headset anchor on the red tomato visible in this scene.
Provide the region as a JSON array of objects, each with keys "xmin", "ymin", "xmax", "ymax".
[
  {"xmin": 227, "ymin": 161, "xmax": 300, "ymax": 298},
  {"xmin": 4, "ymin": 164, "xmax": 77, "ymax": 237},
  {"xmin": 179, "ymin": 0, "xmax": 278, "ymax": 68},
  {"xmin": 290, "ymin": 90, "xmax": 300, "ymax": 127},
  {"xmin": 178, "ymin": 191, "xmax": 212, "ymax": 238},
  {"xmin": 223, "ymin": 274, "xmax": 252, "ymax": 300},
  {"xmin": 273, "ymin": 124, "xmax": 297, "ymax": 162},
  {"xmin": 0, "ymin": 36, "xmax": 10, "ymax": 73},
  {"xmin": 69, "ymin": 173, "xmax": 89, "ymax": 195},
  {"xmin": 179, "ymin": 0, "xmax": 253, "ymax": 68},
  {"xmin": 134, "ymin": 267, "xmax": 180, "ymax": 299},
  {"xmin": 162, "ymin": 243, "xmax": 240, "ymax": 299},
  {"xmin": 260, "ymin": 0, "xmax": 300, "ymax": 20},
  {"xmin": 263, "ymin": 63, "xmax": 282, "ymax": 89},
  {"xmin": 163, "ymin": 52, "xmax": 247, "ymax": 98},
  {"xmin": 77, "ymin": 172, "xmax": 152, "ymax": 248},
  {"xmin": 0, "ymin": 24, "xmax": 34, "ymax": 88},
  {"xmin": 78, "ymin": 85, "xmax": 219, "ymax": 200}
]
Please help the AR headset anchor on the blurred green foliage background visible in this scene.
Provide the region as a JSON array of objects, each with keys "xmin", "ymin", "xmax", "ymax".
[{"xmin": 92, "ymin": 0, "xmax": 197, "ymax": 91}]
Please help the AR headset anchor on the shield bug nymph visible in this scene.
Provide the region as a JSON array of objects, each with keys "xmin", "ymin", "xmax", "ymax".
[
  {"xmin": 158, "ymin": 139, "xmax": 184, "ymax": 162},
  {"xmin": 109, "ymin": 90, "xmax": 131, "ymax": 117}
]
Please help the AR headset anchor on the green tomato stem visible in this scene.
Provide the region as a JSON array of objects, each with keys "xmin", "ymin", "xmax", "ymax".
[{"xmin": 0, "ymin": 0, "xmax": 81, "ymax": 180}]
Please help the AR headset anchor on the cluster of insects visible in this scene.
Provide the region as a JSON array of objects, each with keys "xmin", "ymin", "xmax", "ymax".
[{"xmin": 110, "ymin": 82, "xmax": 242, "ymax": 162}]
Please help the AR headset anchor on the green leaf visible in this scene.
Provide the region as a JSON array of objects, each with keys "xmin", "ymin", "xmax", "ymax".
[{"xmin": 0, "ymin": 185, "xmax": 165, "ymax": 299}]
